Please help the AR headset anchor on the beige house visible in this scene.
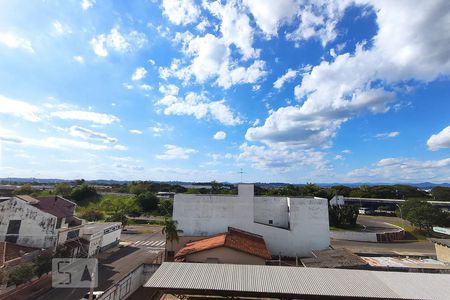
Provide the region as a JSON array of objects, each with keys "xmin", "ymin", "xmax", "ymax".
[{"xmin": 175, "ymin": 227, "xmax": 271, "ymax": 265}]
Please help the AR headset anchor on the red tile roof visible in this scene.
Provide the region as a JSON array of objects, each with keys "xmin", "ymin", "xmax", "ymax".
[{"xmin": 175, "ymin": 227, "xmax": 272, "ymax": 260}]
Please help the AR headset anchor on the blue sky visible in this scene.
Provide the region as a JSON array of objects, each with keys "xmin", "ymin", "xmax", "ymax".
[{"xmin": 0, "ymin": 0, "xmax": 449, "ymax": 183}]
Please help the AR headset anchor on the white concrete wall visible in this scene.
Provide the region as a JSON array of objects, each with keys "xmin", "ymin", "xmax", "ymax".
[
  {"xmin": 100, "ymin": 223, "xmax": 122, "ymax": 248},
  {"xmin": 0, "ymin": 197, "xmax": 57, "ymax": 248},
  {"xmin": 173, "ymin": 185, "xmax": 330, "ymax": 257},
  {"xmin": 254, "ymin": 197, "xmax": 289, "ymax": 228}
]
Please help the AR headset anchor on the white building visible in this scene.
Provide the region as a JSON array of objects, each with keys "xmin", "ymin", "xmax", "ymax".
[
  {"xmin": 173, "ymin": 184, "xmax": 330, "ymax": 257},
  {"xmin": 0, "ymin": 195, "xmax": 78, "ymax": 248},
  {"xmin": 81, "ymin": 222, "xmax": 122, "ymax": 257},
  {"xmin": 0, "ymin": 196, "xmax": 122, "ymax": 257}
]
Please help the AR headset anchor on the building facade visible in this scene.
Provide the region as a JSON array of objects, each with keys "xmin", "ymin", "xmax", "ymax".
[
  {"xmin": 173, "ymin": 184, "xmax": 330, "ymax": 257},
  {"xmin": 0, "ymin": 196, "xmax": 58, "ymax": 248},
  {"xmin": 0, "ymin": 196, "xmax": 122, "ymax": 256}
]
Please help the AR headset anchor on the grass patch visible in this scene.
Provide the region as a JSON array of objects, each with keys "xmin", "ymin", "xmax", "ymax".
[
  {"xmin": 330, "ymin": 224, "xmax": 365, "ymax": 231},
  {"xmin": 389, "ymin": 222, "xmax": 428, "ymax": 240}
]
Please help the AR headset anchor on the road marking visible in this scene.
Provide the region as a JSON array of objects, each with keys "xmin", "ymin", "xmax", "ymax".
[
  {"xmin": 133, "ymin": 241, "xmax": 142, "ymax": 245},
  {"xmin": 155, "ymin": 241, "xmax": 165, "ymax": 247}
]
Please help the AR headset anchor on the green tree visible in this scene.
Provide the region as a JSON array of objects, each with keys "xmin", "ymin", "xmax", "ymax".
[
  {"xmin": 101, "ymin": 195, "xmax": 140, "ymax": 227},
  {"xmin": 79, "ymin": 208, "xmax": 104, "ymax": 221},
  {"xmin": 158, "ymin": 199, "xmax": 173, "ymax": 216},
  {"xmin": 431, "ymin": 187, "xmax": 450, "ymax": 201},
  {"xmin": 401, "ymin": 199, "xmax": 450, "ymax": 231},
  {"xmin": 54, "ymin": 183, "xmax": 72, "ymax": 198},
  {"xmin": 329, "ymin": 205, "xmax": 359, "ymax": 227},
  {"xmin": 330, "ymin": 185, "xmax": 352, "ymax": 197},
  {"xmin": 7, "ymin": 263, "xmax": 35, "ymax": 286},
  {"xmin": 129, "ymin": 182, "xmax": 153, "ymax": 195},
  {"xmin": 108, "ymin": 212, "xmax": 129, "ymax": 228},
  {"xmin": 101, "ymin": 195, "xmax": 139, "ymax": 214},
  {"xmin": 162, "ymin": 218, "xmax": 183, "ymax": 260},
  {"xmin": 69, "ymin": 184, "xmax": 99, "ymax": 203},
  {"xmin": 303, "ymin": 183, "xmax": 320, "ymax": 196},
  {"xmin": 74, "ymin": 179, "xmax": 85, "ymax": 186},
  {"xmin": 136, "ymin": 192, "xmax": 159, "ymax": 212},
  {"xmin": 33, "ymin": 253, "xmax": 52, "ymax": 277},
  {"xmin": 15, "ymin": 184, "xmax": 33, "ymax": 195}
]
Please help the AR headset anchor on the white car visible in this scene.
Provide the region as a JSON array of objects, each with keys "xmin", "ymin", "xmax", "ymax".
[{"xmin": 80, "ymin": 291, "xmax": 104, "ymax": 299}]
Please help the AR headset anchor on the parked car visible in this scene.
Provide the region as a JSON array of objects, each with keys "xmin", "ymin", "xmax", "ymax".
[
  {"xmin": 358, "ymin": 207, "xmax": 373, "ymax": 215},
  {"xmin": 80, "ymin": 291, "xmax": 104, "ymax": 299}
]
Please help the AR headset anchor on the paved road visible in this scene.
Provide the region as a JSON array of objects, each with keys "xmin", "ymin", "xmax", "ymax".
[
  {"xmin": 357, "ymin": 215, "xmax": 403, "ymax": 232},
  {"xmin": 37, "ymin": 225, "xmax": 164, "ymax": 300},
  {"xmin": 331, "ymin": 239, "xmax": 436, "ymax": 256}
]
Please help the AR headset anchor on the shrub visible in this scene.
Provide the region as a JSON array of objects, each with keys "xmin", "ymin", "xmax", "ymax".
[
  {"xmin": 7, "ymin": 263, "xmax": 35, "ymax": 286},
  {"xmin": 80, "ymin": 208, "xmax": 104, "ymax": 221}
]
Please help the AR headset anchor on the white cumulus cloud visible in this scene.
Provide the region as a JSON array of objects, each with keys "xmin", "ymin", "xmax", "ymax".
[
  {"xmin": 65, "ymin": 126, "xmax": 117, "ymax": 143},
  {"xmin": 213, "ymin": 131, "xmax": 226, "ymax": 140},
  {"xmin": 427, "ymin": 125, "xmax": 450, "ymax": 151},
  {"xmin": 156, "ymin": 144, "xmax": 197, "ymax": 160},
  {"xmin": 91, "ymin": 27, "xmax": 147, "ymax": 57},
  {"xmin": 81, "ymin": 0, "xmax": 95, "ymax": 10},
  {"xmin": 375, "ymin": 131, "xmax": 400, "ymax": 139},
  {"xmin": 0, "ymin": 95, "xmax": 41, "ymax": 121},
  {"xmin": 162, "ymin": 0, "xmax": 200, "ymax": 25},
  {"xmin": 0, "ymin": 32, "xmax": 34, "ymax": 53},
  {"xmin": 247, "ymin": 1, "xmax": 450, "ymax": 150},
  {"xmin": 156, "ymin": 92, "xmax": 241, "ymax": 126},
  {"xmin": 273, "ymin": 68, "xmax": 298, "ymax": 89},
  {"xmin": 50, "ymin": 110, "xmax": 120, "ymax": 125},
  {"xmin": 73, "ymin": 55, "xmax": 84, "ymax": 63},
  {"xmin": 129, "ymin": 129, "xmax": 143, "ymax": 135},
  {"xmin": 132, "ymin": 67, "xmax": 147, "ymax": 81}
]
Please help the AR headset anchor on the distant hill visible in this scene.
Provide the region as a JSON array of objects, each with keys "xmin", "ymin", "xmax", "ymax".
[{"xmin": 1, "ymin": 178, "xmax": 449, "ymax": 189}]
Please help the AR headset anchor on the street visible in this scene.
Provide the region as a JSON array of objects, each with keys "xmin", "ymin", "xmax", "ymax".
[
  {"xmin": 331, "ymin": 238, "xmax": 436, "ymax": 256},
  {"xmin": 36, "ymin": 225, "xmax": 164, "ymax": 300},
  {"xmin": 357, "ymin": 215, "xmax": 403, "ymax": 232}
]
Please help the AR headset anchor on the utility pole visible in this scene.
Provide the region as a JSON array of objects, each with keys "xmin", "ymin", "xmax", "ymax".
[{"xmin": 238, "ymin": 168, "xmax": 246, "ymax": 183}]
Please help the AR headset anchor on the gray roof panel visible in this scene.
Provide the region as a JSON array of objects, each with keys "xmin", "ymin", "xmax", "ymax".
[{"xmin": 145, "ymin": 262, "xmax": 450, "ymax": 299}]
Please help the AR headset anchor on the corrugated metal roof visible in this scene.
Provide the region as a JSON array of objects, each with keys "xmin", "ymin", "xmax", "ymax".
[{"xmin": 144, "ymin": 262, "xmax": 450, "ymax": 299}]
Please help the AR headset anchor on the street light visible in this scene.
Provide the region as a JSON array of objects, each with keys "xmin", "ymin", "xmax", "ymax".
[{"xmin": 395, "ymin": 204, "xmax": 405, "ymax": 227}]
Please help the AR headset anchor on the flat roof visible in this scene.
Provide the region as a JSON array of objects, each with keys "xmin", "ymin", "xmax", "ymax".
[
  {"xmin": 144, "ymin": 262, "xmax": 450, "ymax": 300},
  {"xmin": 432, "ymin": 238, "xmax": 450, "ymax": 248},
  {"xmin": 301, "ymin": 249, "xmax": 369, "ymax": 269},
  {"xmin": 361, "ymin": 256, "xmax": 450, "ymax": 270}
]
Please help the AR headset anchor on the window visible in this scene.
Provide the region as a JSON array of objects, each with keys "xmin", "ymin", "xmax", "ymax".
[
  {"xmin": 7, "ymin": 220, "xmax": 21, "ymax": 234},
  {"xmin": 6, "ymin": 220, "xmax": 21, "ymax": 243},
  {"xmin": 268, "ymin": 220, "xmax": 273, "ymax": 225},
  {"xmin": 67, "ymin": 229, "xmax": 80, "ymax": 240}
]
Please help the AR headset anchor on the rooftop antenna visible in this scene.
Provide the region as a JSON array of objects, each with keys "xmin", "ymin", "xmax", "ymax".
[{"xmin": 238, "ymin": 168, "xmax": 247, "ymax": 183}]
